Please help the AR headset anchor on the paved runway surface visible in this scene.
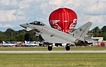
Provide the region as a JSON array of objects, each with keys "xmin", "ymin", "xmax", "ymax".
[{"xmin": 0, "ymin": 50, "xmax": 106, "ymax": 53}]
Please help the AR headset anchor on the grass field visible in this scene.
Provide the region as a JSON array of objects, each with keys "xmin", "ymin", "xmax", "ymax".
[
  {"xmin": 0, "ymin": 53, "xmax": 106, "ymax": 67},
  {"xmin": 0, "ymin": 46, "xmax": 106, "ymax": 51},
  {"xmin": 0, "ymin": 46, "xmax": 106, "ymax": 67}
]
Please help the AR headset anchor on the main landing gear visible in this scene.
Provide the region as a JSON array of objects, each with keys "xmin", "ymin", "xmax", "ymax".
[
  {"xmin": 65, "ymin": 44, "xmax": 70, "ymax": 51},
  {"xmin": 47, "ymin": 43, "xmax": 71, "ymax": 51},
  {"xmin": 48, "ymin": 45, "xmax": 53, "ymax": 51}
]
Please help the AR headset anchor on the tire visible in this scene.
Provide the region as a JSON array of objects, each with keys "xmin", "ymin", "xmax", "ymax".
[
  {"xmin": 48, "ymin": 45, "xmax": 52, "ymax": 51},
  {"xmin": 65, "ymin": 44, "xmax": 70, "ymax": 51}
]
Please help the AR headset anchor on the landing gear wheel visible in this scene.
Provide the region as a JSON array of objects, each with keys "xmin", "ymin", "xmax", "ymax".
[
  {"xmin": 65, "ymin": 44, "xmax": 70, "ymax": 51},
  {"xmin": 48, "ymin": 45, "xmax": 53, "ymax": 51}
]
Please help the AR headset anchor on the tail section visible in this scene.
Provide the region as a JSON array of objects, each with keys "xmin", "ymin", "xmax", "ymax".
[
  {"xmin": 71, "ymin": 22, "xmax": 92, "ymax": 38},
  {"xmin": 2, "ymin": 41, "xmax": 6, "ymax": 44}
]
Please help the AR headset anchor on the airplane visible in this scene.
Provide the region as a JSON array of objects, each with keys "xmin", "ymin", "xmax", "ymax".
[
  {"xmin": 20, "ymin": 21, "xmax": 92, "ymax": 51},
  {"xmin": 0, "ymin": 41, "xmax": 16, "ymax": 47},
  {"xmin": 24, "ymin": 41, "xmax": 39, "ymax": 47}
]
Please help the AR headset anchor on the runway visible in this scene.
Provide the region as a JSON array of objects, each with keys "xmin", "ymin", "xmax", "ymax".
[{"xmin": 0, "ymin": 50, "xmax": 106, "ymax": 54}]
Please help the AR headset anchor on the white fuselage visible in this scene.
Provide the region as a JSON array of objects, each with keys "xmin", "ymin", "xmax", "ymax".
[{"xmin": 28, "ymin": 24, "xmax": 77, "ymax": 43}]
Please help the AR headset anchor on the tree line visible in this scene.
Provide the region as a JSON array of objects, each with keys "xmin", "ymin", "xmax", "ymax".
[
  {"xmin": 0, "ymin": 26, "xmax": 106, "ymax": 41},
  {"xmin": 0, "ymin": 28, "xmax": 39, "ymax": 41},
  {"xmin": 90, "ymin": 26, "xmax": 106, "ymax": 40}
]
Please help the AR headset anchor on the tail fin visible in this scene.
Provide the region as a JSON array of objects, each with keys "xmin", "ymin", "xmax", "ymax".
[
  {"xmin": 2, "ymin": 41, "xmax": 6, "ymax": 44},
  {"xmin": 71, "ymin": 22, "xmax": 92, "ymax": 38}
]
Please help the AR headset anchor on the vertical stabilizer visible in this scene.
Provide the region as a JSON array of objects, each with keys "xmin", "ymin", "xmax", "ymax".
[{"xmin": 71, "ymin": 22, "xmax": 92, "ymax": 38}]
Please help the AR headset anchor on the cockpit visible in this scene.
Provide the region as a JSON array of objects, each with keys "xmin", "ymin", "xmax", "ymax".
[{"xmin": 29, "ymin": 21, "xmax": 45, "ymax": 26}]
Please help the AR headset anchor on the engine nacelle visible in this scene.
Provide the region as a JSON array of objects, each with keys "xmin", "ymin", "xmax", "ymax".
[{"xmin": 75, "ymin": 40, "xmax": 88, "ymax": 46}]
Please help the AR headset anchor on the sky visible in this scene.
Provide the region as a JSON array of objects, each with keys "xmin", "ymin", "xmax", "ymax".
[{"xmin": 0, "ymin": 0, "xmax": 106, "ymax": 31}]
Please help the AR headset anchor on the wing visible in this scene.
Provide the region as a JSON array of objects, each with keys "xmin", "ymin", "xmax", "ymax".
[{"xmin": 41, "ymin": 33, "xmax": 71, "ymax": 43}]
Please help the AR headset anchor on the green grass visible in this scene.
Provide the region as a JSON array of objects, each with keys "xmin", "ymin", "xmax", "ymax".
[
  {"xmin": 0, "ymin": 53, "xmax": 106, "ymax": 67},
  {"xmin": 0, "ymin": 47, "xmax": 106, "ymax": 67},
  {"xmin": 0, "ymin": 46, "xmax": 106, "ymax": 51}
]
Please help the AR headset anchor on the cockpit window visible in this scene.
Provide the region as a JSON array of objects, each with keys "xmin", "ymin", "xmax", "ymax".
[{"xmin": 29, "ymin": 21, "xmax": 45, "ymax": 26}]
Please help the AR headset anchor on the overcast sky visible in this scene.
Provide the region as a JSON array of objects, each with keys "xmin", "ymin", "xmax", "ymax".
[{"xmin": 0, "ymin": 0, "xmax": 106, "ymax": 31}]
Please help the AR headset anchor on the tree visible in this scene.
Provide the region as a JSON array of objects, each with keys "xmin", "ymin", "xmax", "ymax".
[
  {"xmin": 0, "ymin": 32, "xmax": 7, "ymax": 41},
  {"xmin": 101, "ymin": 26, "xmax": 106, "ymax": 32},
  {"xmin": 5, "ymin": 28, "xmax": 15, "ymax": 34},
  {"xmin": 15, "ymin": 33, "xmax": 25, "ymax": 41},
  {"xmin": 24, "ymin": 32, "xmax": 30, "ymax": 41},
  {"xmin": 5, "ymin": 28, "xmax": 15, "ymax": 39},
  {"xmin": 91, "ymin": 26, "xmax": 101, "ymax": 36}
]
